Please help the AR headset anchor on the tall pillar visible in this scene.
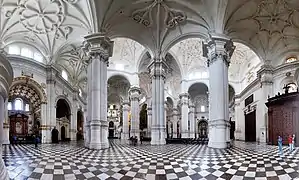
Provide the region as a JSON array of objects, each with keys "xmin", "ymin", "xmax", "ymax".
[
  {"xmin": 70, "ymin": 90, "xmax": 78, "ymax": 141},
  {"xmin": 257, "ymin": 63, "xmax": 273, "ymax": 143},
  {"xmin": 121, "ymin": 101, "xmax": 130, "ymax": 140},
  {"xmin": 3, "ymin": 99, "xmax": 9, "ymax": 144},
  {"xmin": 0, "ymin": 52, "xmax": 13, "ymax": 180},
  {"xmin": 85, "ymin": 58, "xmax": 92, "ymax": 147},
  {"xmin": 172, "ymin": 108, "xmax": 178, "ymax": 138},
  {"xmin": 149, "ymin": 58, "xmax": 167, "ymax": 145},
  {"xmin": 180, "ymin": 93, "xmax": 189, "ymax": 138},
  {"xmin": 129, "ymin": 87, "xmax": 141, "ymax": 140},
  {"xmin": 203, "ymin": 36, "xmax": 235, "ymax": 149},
  {"xmin": 83, "ymin": 106, "xmax": 87, "ymax": 141},
  {"xmin": 147, "ymin": 106, "xmax": 152, "ymax": 138},
  {"xmin": 84, "ymin": 34, "xmax": 113, "ymax": 149},
  {"xmin": 41, "ymin": 66, "xmax": 57, "ymax": 143},
  {"xmin": 189, "ymin": 103, "xmax": 195, "ymax": 138}
]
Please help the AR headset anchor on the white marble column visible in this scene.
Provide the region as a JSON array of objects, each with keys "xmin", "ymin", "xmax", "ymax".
[
  {"xmin": 129, "ymin": 87, "xmax": 141, "ymax": 140},
  {"xmin": 149, "ymin": 58, "xmax": 167, "ymax": 145},
  {"xmin": 0, "ymin": 95, "xmax": 9, "ymax": 180},
  {"xmin": 70, "ymin": 92, "xmax": 78, "ymax": 141},
  {"xmin": 3, "ymin": 99, "xmax": 9, "ymax": 144},
  {"xmin": 172, "ymin": 108, "xmax": 179, "ymax": 138},
  {"xmin": 257, "ymin": 64, "xmax": 273, "ymax": 143},
  {"xmin": 85, "ymin": 59, "xmax": 92, "ymax": 147},
  {"xmin": 180, "ymin": 93, "xmax": 189, "ymax": 138},
  {"xmin": 203, "ymin": 36, "xmax": 235, "ymax": 149},
  {"xmin": 0, "ymin": 52, "xmax": 13, "ymax": 180},
  {"xmin": 189, "ymin": 103, "xmax": 195, "ymax": 138},
  {"xmin": 83, "ymin": 107, "xmax": 87, "ymax": 141},
  {"xmin": 44, "ymin": 67, "xmax": 57, "ymax": 143},
  {"xmin": 84, "ymin": 34, "xmax": 113, "ymax": 150},
  {"xmin": 147, "ymin": 106, "xmax": 152, "ymax": 138},
  {"xmin": 121, "ymin": 101, "xmax": 130, "ymax": 140}
]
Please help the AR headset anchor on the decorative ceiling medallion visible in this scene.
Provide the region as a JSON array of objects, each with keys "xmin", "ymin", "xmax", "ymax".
[
  {"xmin": 253, "ymin": 0, "xmax": 293, "ymax": 36},
  {"xmin": 132, "ymin": 0, "xmax": 186, "ymax": 28},
  {"xmin": 18, "ymin": 0, "xmax": 65, "ymax": 34}
]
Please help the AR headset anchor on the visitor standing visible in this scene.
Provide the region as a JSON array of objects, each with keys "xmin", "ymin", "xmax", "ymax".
[
  {"xmin": 288, "ymin": 135, "xmax": 293, "ymax": 152},
  {"xmin": 292, "ymin": 134, "xmax": 296, "ymax": 151},
  {"xmin": 278, "ymin": 136, "xmax": 283, "ymax": 155}
]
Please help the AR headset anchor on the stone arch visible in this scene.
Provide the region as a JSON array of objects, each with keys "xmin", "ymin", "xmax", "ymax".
[
  {"xmin": 9, "ymin": 77, "xmax": 47, "ymax": 110},
  {"xmin": 107, "ymin": 73, "xmax": 131, "ymax": 86},
  {"xmin": 55, "ymin": 95, "xmax": 72, "ymax": 110}
]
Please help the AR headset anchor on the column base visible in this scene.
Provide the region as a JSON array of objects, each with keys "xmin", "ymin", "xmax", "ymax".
[
  {"xmin": 70, "ymin": 130, "xmax": 77, "ymax": 141},
  {"xmin": 89, "ymin": 142, "xmax": 109, "ymax": 150},
  {"xmin": 151, "ymin": 129, "xmax": 166, "ymax": 145},
  {"xmin": 41, "ymin": 129, "xmax": 52, "ymax": 143},
  {"xmin": 0, "ymin": 158, "xmax": 9, "ymax": 180},
  {"xmin": 189, "ymin": 132, "xmax": 195, "ymax": 138},
  {"xmin": 3, "ymin": 126, "xmax": 9, "ymax": 144},
  {"xmin": 181, "ymin": 132, "xmax": 189, "ymax": 138},
  {"xmin": 121, "ymin": 133, "xmax": 129, "ymax": 140},
  {"xmin": 208, "ymin": 141, "xmax": 228, "ymax": 149},
  {"xmin": 172, "ymin": 133, "xmax": 177, "ymax": 138}
]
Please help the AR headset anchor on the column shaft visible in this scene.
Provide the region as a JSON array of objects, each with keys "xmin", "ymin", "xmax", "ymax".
[
  {"xmin": 189, "ymin": 104, "xmax": 195, "ymax": 138},
  {"xmin": 0, "ymin": 95, "xmax": 9, "ymax": 179},
  {"xmin": 129, "ymin": 87, "xmax": 140, "ymax": 140},
  {"xmin": 121, "ymin": 101, "xmax": 130, "ymax": 140},
  {"xmin": 180, "ymin": 93, "xmax": 189, "ymax": 138},
  {"xmin": 147, "ymin": 106, "xmax": 152, "ymax": 138},
  {"xmin": 150, "ymin": 59, "xmax": 166, "ymax": 145},
  {"xmin": 3, "ymin": 99, "xmax": 9, "ymax": 144},
  {"xmin": 203, "ymin": 37, "xmax": 235, "ymax": 149},
  {"xmin": 172, "ymin": 109, "xmax": 178, "ymax": 138}
]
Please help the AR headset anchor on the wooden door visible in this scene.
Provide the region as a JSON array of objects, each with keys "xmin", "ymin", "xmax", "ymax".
[{"xmin": 245, "ymin": 110, "xmax": 256, "ymax": 142}]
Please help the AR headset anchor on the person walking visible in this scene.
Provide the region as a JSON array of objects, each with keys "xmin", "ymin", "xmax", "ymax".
[
  {"xmin": 288, "ymin": 135, "xmax": 293, "ymax": 152},
  {"xmin": 278, "ymin": 136, "xmax": 283, "ymax": 155}
]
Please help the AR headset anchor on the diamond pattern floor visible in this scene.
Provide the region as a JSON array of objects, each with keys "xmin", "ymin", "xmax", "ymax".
[{"xmin": 2, "ymin": 140, "xmax": 299, "ymax": 180}]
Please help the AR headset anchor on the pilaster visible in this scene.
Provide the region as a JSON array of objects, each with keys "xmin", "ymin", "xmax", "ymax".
[
  {"xmin": 189, "ymin": 103, "xmax": 195, "ymax": 138},
  {"xmin": 203, "ymin": 35, "xmax": 235, "ymax": 149},
  {"xmin": 172, "ymin": 108, "xmax": 179, "ymax": 138},
  {"xmin": 147, "ymin": 106, "xmax": 152, "ymax": 138},
  {"xmin": 70, "ymin": 89, "xmax": 79, "ymax": 141}
]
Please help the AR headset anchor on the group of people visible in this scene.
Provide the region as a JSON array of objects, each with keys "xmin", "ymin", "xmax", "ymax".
[{"xmin": 278, "ymin": 134, "xmax": 296, "ymax": 155}]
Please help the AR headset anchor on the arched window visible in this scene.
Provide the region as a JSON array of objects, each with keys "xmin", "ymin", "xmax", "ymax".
[
  {"xmin": 21, "ymin": 48, "xmax": 33, "ymax": 58},
  {"xmin": 286, "ymin": 57, "xmax": 297, "ymax": 63},
  {"xmin": 200, "ymin": 105, "xmax": 205, "ymax": 112},
  {"xmin": 7, "ymin": 102, "xmax": 12, "ymax": 110},
  {"xmin": 287, "ymin": 83, "xmax": 297, "ymax": 93},
  {"xmin": 62, "ymin": 70, "xmax": 68, "ymax": 81},
  {"xmin": 15, "ymin": 99, "xmax": 23, "ymax": 111},
  {"xmin": 33, "ymin": 52, "xmax": 43, "ymax": 62},
  {"xmin": 8, "ymin": 46, "xmax": 20, "ymax": 55}
]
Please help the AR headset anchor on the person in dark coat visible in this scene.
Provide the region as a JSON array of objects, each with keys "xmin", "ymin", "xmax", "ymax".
[{"xmin": 52, "ymin": 127, "xmax": 59, "ymax": 143}]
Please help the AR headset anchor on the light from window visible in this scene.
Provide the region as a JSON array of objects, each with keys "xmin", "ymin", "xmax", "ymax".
[
  {"xmin": 286, "ymin": 57, "xmax": 297, "ymax": 63},
  {"xmin": 33, "ymin": 52, "xmax": 43, "ymax": 62},
  {"xmin": 7, "ymin": 102, "xmax": 12, "ymax": 110},
  {"xmin": 21, "ymin": 48, "xmax": 33, "ymax": 58},
  {"xmin": 200, "ymin": 105, "xmax": 205, "ymax": 112},
  {"xmin": 79, "ymin": 89, "xmax": 82, "ymax": 97},
  {"xmin": 25, "ymin": 104, "xmax": 29, "ymax": 111},
  {"xmin": 62, "ymin": 70, "xmax": 68, "ymax": 81},
  {"xmin": 15, "ymin": 99, "xmax": 23, "ymax": 111},
  {"xmin": 288, "ymin": 83, "xmax": 297, "ymax": 93},
  {"xmin": 8, "ymin": 46, "xmax": 20, "ymax": 55},
  {"xmin": 202, "ymin": 72, "xmax": 208, "ymax": 78}
]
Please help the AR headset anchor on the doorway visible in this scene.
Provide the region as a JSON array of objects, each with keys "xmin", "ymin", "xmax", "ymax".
[
  {"xmin": 108, "ymin": 121, "xmax": 114, "ymax": 138},
  {"xmin": 61, "ymin": 126, "xmax": 66, "ymax": 141},
  {"xmin": 245, "ymin": 110, "xmax": 256, "ymax": 142}
]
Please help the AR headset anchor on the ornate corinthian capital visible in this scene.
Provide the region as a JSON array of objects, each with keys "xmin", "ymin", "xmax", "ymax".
[
  {"xmin": 83, "ymin": 33, "xmax": 114, "ymax": 64},
  {"xmin": 203, "ymin": 36, "xmax": 235, "ymax": 67}
]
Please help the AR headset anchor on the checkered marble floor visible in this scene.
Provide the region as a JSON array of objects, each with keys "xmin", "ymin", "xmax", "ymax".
[{"xmin": 2, "ymin": 140, "xmax": 299, "ymax": 180}]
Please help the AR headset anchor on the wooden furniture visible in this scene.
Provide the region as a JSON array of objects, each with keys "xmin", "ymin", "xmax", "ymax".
[
  {"xmin": 266, "ymin": 92, "xmax": 299, "ymax": 146},
  {"xmin": 9, "ymin": 113, "xmax": 29, "ymax": 136}
]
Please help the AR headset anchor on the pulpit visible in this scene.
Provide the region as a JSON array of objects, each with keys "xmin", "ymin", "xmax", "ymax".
[{"xmin": 266, "ymin": 92, "xmax": 299, "ymax": 146}]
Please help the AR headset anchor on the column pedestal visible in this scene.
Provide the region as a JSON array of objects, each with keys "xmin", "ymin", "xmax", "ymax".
[
  {"xmin": 147, "ymin": 106, "xmax": 152, "ymax": 138},
  {"xmin": 2, "ymin": 123, "xmax": 9, "ymax": 144}
]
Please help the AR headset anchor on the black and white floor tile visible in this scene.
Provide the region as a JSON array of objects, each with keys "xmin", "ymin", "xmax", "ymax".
[{"xmin": 2, "ymin": 140, "xmax": 299, "ymax": 180}]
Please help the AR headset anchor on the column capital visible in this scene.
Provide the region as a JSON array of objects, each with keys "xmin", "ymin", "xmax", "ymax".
[
  {"xmin": 257, "ymin": 64, "xmax": 274, "ymax": 85},
  {"xmin": 129, "ymin": 86, "xmax": 141, "ymax": 101},
  {"xmin": 83, "ymin": 33, "xmax": 114, "ymax": 64},
  {"xmin": 148, "ymin": 57, "xmax": 168, "ymax": 79},
  {"xmin": 203, "ymin": 36, "xmax": 235, "ymax": 67}
]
